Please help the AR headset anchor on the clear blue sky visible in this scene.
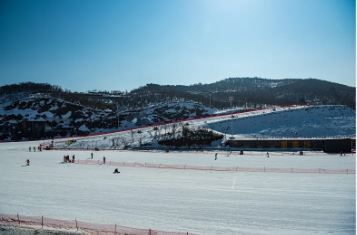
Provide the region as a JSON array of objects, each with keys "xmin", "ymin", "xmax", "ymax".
[{"xmin": 0, "ymin": 0, "xmax": 355, "ymax": 91}]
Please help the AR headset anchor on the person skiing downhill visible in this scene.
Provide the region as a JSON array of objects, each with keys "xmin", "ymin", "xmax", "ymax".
[
  {"xmin": 103, "ymin": 156, "xmax": 106, "ymax": 164},
  {"xmin": 215, "ymin": 153, "xmax": 218, "ymax": 160},
  {"xmin": 26, "ymin": 159, "xmax": 30, "ymax": 166}
]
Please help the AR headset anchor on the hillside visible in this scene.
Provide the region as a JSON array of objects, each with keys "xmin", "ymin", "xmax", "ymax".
[
  {"xmin": 0, "ymin": 93, "xmax": 214, "ymax": 141},
  {"xmin": 1, "ymin": 78, "xmax": 355, "ymax": 111},
  {"xmin": 132, "ymin": 78, "xmax": 355, "ymax": 109},
  {"xmin": 208, "ymin": 105, "xmax": 355, "ymax": 138},
  {"xmin": 0, "ymin": 78, "xmax": 355, "ymax": 141},
  {"xmin": 51, "ymin": 105, "xmax": 355, "ymax": 150}
]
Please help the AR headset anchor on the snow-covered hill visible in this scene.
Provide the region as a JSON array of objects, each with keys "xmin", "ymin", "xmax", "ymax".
[
  {"xmin": 51, "ymin": 105, "xmax": 355, "ymax": 150},
  {"xmin": 0, "ymin": 93, "xmax": 215, "ymax": 141},
  {"xmin": 208, "ymin": 105, "xmax": 355, "ymax": 138}
]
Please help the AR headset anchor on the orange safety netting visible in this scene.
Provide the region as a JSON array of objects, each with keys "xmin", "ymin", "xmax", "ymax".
[
  {"xmin": 0, "ymin": 213, "xmax": 195, "ymax": 235},
  {"xmin": 76, "ymin": 159, "xmax": 355, "ymax": 175}
]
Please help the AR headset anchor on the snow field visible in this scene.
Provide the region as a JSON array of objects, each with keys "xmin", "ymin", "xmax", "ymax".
[{"xmin": 0, "ymin": 143, "xmax": 355, "ymax": 234}]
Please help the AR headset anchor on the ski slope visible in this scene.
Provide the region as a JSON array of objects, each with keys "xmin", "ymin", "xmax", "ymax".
[
  {"xmin": 52, "ymin": 106, "xmax": 305, "ymax": 150},
  {"xmin": 208, "ymin": 105, "xmax": 355, "ymax": 138},
  {"xmin": 0, "ymin": 141, "xmax": 355, "ymax": 234},
  {"xmin": 50, "ymin": 105, "xmax": 355, "ymax": 151}
]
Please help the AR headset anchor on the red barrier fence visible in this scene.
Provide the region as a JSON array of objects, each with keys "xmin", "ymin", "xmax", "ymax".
[
  {"xmin": 77, "ymin": 159, "xmax": 355, "ymax": 175},
  {"xmin": 0, "ymin": 213, "xmax": 195, "ymax": 235}
]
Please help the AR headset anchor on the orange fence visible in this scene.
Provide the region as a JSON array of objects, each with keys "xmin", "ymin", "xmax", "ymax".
[
  {"xmin": 0, "ymin": 213, "xmax": 195, "ymax": 235},
  {"xmin": 76, "ymin": 159, "xmax": 355, "ymax": 175}
]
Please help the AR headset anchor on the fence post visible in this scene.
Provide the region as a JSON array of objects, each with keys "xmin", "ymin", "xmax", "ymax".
[
  {"xmin": 17, "ymin": 214, "xmax": 20, "ymax": 225},
  {"xmin": 41, "ymin": 216, "xmax": 43, "ymax": 229}
]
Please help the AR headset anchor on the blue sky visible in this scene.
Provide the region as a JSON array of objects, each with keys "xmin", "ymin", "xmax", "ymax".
[{"xmin": 0, "ymin": 0, "xmax": 355, "ymax": 91}]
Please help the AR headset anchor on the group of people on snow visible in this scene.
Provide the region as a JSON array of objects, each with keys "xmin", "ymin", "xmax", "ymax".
[
  {"xmin": 63, "ymin": 155, "xmax": 76, "ymax": 163},
  {"xmin": 29, "ymin": 145, "xmax": 43, "ymax": 152},
  {"xmin": 25, "ymin": 148, "xmax": 119, "ymax": 173}
]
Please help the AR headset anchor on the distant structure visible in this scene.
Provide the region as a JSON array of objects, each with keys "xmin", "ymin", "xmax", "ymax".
[{"xmin": 225, "ymin": 138, "xmax": 354, "ymax": 153}]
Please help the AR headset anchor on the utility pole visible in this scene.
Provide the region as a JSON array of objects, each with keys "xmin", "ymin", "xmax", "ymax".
[
  {"xmin": 117, "ymin": 102, "xmax": 120, "ymax": 129},
  {"xmin": 225, "ymin": 126, "xmax": 230, "ymax": 141}
]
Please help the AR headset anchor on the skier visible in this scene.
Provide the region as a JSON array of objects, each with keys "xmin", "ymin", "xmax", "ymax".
[
  {"xmin": 215, "ymin": 153, "xmax": 218, "ymax": 160},
  {"xmin": 103, "ymin": 156, "xmax": 106, "ymax": 164},
  {"xmin": 72, "ymin": 155, "xmax": 75, "ymax": 163},
  {"xmin": 113, "ymin": 168, "xmax": 120, "ymax": 174},
  {"xmin": 29, "ymin": 146, "xmax": 31, "ymax": 152},
  {"xmin": 33, "ymin": 146, "xmax": 36, "ymax": 152},
  {"xmin": 266, "ymin": 152, "xmax": 270, "ymax": 158},
  {"xmin": 91, "ymin": 152, "xmax": 93, "ymax": 159},
  {"xmin": 26, "ymin": 159, "xmax": 30, "ymax": 166}
]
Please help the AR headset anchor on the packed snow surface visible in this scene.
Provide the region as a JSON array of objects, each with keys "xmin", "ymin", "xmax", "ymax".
[
  {"xmin": 0, "ymin": 141, "xmax": 355, "ymax": 234},
  {"xmin": 208, "ymin": 105, "xmax": 355, "ymax": 138}
]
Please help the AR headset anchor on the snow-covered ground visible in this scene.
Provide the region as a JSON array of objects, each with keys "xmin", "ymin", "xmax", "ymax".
[
  {"xmin": 208, "ymin": 105, "xmax": 355, "ymax": 138},
  {"xmin": 0, "ymin": 141, "xmax": 355, "ymax": 234}
]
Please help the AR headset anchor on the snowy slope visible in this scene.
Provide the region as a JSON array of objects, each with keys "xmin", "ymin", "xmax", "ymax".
[
  {"xmin": 0, "ymin": 142, "xmax": 355, "ymax": 235},
  {"xmin": 52, "ymin": 105, "xmax": 355, "ymax": 150},
  {"xmin": 0, "ymin": 93, "xmax": 216, "ymax": 141},
  {"xmin": 208, "ymin": 105, "xmax": 355, "ymax": 138}
]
